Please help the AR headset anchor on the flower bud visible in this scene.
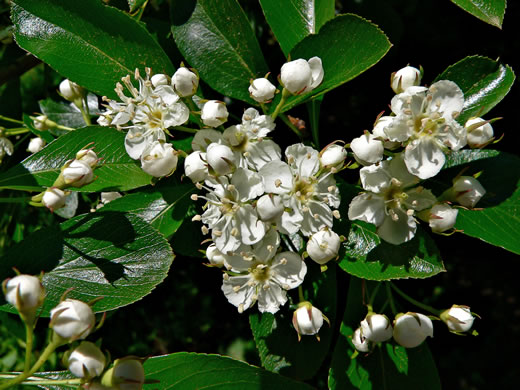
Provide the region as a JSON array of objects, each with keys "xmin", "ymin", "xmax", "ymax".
[
  {"xmin": 360, "ymin": 313, "xmax": 393, "ymax": 342},
  {"xmin": 150, "ymin": 73, "xmax": 170, "ymax": 87},
  {"xmin": 101, "ymin": 192, "xmax": 122, "ymax": 204},
  {"xmin": 256, "ymin": 194, "xmax": 284, "ymax": 222},
  {"xmin": 206, "ymin": 143, "xmax": 235, "ymax": 175},
  {"xmin": 68, "ymin": 341, "xmax": 106, "ymax": 378},
  {"xmin": 292, "ymin": 302, "xmax": 326, "ymax": 340},
  {"xmin": 452, "ymin": 176, "xmax": 486, "ymax": 208},
  {"xmin": 50, "ymin": 299, "xmax": 95, "ymax": 341},
  {"xmin": 465, "ymin": 117, "xmax": 494, "ymax": 148},
  {"xmin": 392, "ymin": 312, "xmax": 433, "ymax": 348},
  {"xmin": 76, "ymin": 148, "xmax": 99, "ymax": 167},
  {"xmin": 320, "ymin": 144, "xmax": 347, "ymax": 169},
  {"xmin": 429, "ymin": 204, "xmax": 458, "ymax": 233},
  {"xmin": 352, "ymin": 327, "xmax": 370, "ymax": 352},
  {"xmin": 391, "ymin": 66, "xmax": 421, "ymax": 94},
  {"xmin": 350, "ymin": 133, "xmax": 384, "ymax": 166},
  {"xmin": 172, "ymin": 67, "xmax": 199, "ymax": 97},
  {"xmin": 27, "ymin": 137, "xmax": 45, "ymax": 154},
  {"xmin": 102, "ymin": 357, "xmax": 145, "ymax": 390},
  {"xmin": 249, "ymin": 78, "xmax": 276, "ymax": 103},
  {"xmin": 140, "ymin": 141, "xmax": 178, "ymax": 177},
  {"xmin": 62, "ymin": 160, "xmax": 94, "ymax": 187},
  {"xmin": 184, "ymin": 151, "xmax": 208, "ymax": 183},
  {"xmin": 42, "ymin": 187, "xmax": 68, "ymax": 211},
  {"xmin": 440, "ymin": 305, "xmax": 475, "ymax": 333},
  {"xmin": 59, "ymin": 79, "xmax": 85, "ymax": 102},
  {"xmin": 33, "ymin": 115, "xmax": 51, "ymax": 131},
  {"xmin": 280, "ymin": 57, "xmax": 324, "ymax": 95},
  {"xmin": 4, "ymin": 274, "xmax": 44, "ymax": 315},
  {"xmin": 306, "ymin": 229, "xmax": 340, "ymax": 265},
  {"xmin": 201, "ymin": 100, "xmax": 228, "ymax": 128},
  {"xmin": 0, "ymin": 137, "xmax": 14, "ymax": 161},
  {"xmin": 206, "ymin": 244, "xmax": 228, "ymax": 267}
]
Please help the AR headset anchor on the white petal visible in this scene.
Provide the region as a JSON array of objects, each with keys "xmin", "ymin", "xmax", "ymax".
[
  {"xmin": 404, "ymin": 138, "xmax": 446, "ymax": 179},
  {"xmin": 246, "ymin": 140, "xmax": 281, "ymax": 170},
  {"xmin": 384, "ymin": 115, "xmax": 412, "ymax": 142},
  {"xmin": 286, "ymin": 143, "xmax": 320, "ymax": 178},
  {"xmin": 236, "ymin": 205, "xmax": 266, "ymax": 245},
  {"xmin": 360, "ymin": 162, "xmax": 392, "ymax": 193},
  {"xmin": 124, "ymin": 127, "xmax": 149, "ymax": 160},
  {"xmin": 429, "ymin": 80, "xmax": 464, "ymax": 118},
  {"xmin": 257, "ymin": 283, "xmax": 287, "ymax": 314},
  {"xmin": 299, "ymin": 201, "xmax": 333, "ymax": 236},
  {"xmin": 231, "ymin": 168, "xmax": 264, "ymax": 201},
  {"xmin": 404, "ymin": 188, "xmax": 437, "ymax": 211},
  {"xmin": 278, "ymin": 197, "xmax": 304, "ymax": 235},
  {"xmin": 259, "ymin": 160, "xmax": 293, "ymax": 194},
  {"xmin": 308, "ymin": 57, "xmax": 324, "ymax": 89},
  {"xmin": 222, "ymin": 275, "xmax": 255, "ymax": 312},
  {"xmin": 271, "ymin": 251, "xmax": 307, "ymax": 289},
  {"xmin": 192, "ymin": 129, "xmax": 224, "ymax": 152},
  {"xmin": 377, "ymin": 209, "xmax": 416, "ymax": 245},
  {"xmin": 348, "ymin": 193, "xmax": 386, "ymax": 226}
]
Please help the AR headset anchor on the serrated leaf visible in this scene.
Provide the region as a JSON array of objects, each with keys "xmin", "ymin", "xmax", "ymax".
[
  {"xmin": 0, "ymin": 126, "xmax": 152, "ymax": 192},
  {"xmin": 170, "ymin": 0, "xmax": 268, "ymax": 103},
  {"xmin": 142, "ymin": 352, "xmax": 314, "ymax": 390},
  {"xmin": 0, "ymin": 212, "xmax": 174, "ymax": 316},
  {"xmin": 450, "ymin": 0, "xmax": 506, "ymax": 28},
  {"xmin": 11, "ymin": 0, "xmax": 174, "ymax": 100},
  {"xmin": 336, "ymin": 182, "xmax": 445, "ymax": 281},
  {"xmin": 259, "ymin": 0, "xmax": 335, "ymax": 56},
  {"xmin": 249, "ymin": 265, "xmax": 336, "ymax": 380},
  {"xmin": 435, "ymin": 56, "xmax": 515, "ymax": 123},
  {"xmin": 270, "ymin": 14, "xmax": 391, "ymax": 113}
]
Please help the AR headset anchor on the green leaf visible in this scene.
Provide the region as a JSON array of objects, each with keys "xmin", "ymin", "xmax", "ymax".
[
  {"xmin": 0, "ymin": 126, "xmax": 153, "ymax": 192},
  {"xmin": 450, "ymin": 0, "xmax": 506, "ymax": 28},
  {"xmin": 0, "ymin": 212, "xmax": 174, "ymax": 316},
  {"xmin": 128, "ymin": 0, "xmax": 148, "ymax": 13},
  {"xmin": 328, "ymin": 277, "xmax": 441, "ymax": 390},
  {"xmin": 170, "ymin": 0, "xmax": 268, "ymax": 103},
  {"xmin": 100, "ymin": 181, "xmax": 196, "ymax": 238},
  {"xmin": 11, "ymin": 0, "xmax": 174, "ymax": 100},
  {"xmin": 336, "ymin": 181, "xmax": 445, "ymax": 281},
  {"xmin": 259, "ymin": 0, "xmax": 335, "ymax": 56},
  {"xmin": 435, "ymin": 56, "xmax": 515, "ymax": 124},
  {"xmin": 22, "ymin": 113, "xmax": 55, "ymax": 143},
  {"xmin": 271, "ymin": 14, "xmax": 391, "ymax": 113},
  {"xmin": 249, "ymin": 264, "xmax": 336, "ymax": 380},
  {"xmin": 142, "ymin": 352, "xmax": 314, "ymax": 390}
]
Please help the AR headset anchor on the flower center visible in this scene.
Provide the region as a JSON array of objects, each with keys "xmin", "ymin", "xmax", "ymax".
[
  {"xmin": 250, "ymin": 263, "xmax": 270, "ymax": 283},
  {"xmin": 293, "ymin": 178, "xmax": 315, "ymax": 203}
]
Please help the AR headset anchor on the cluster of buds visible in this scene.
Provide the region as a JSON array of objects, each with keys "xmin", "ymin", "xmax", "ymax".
[{"xmin": 348, "ymin": 65, "xmax": 489, "ymax": 245}]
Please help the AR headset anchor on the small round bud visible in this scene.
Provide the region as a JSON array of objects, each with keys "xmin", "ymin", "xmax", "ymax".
[
  {"xmin": 102, "ymin": 358, "xmax": 145, "ymax": 390},
  {"xmin": 292, "ymin": 302, "xmax": 325, "ymax": 338},
  {"xmin": 42, "ymin": 187, "xmax": 67, "ymax": 211},
  {"xmin": 440, "ymin": 305, "xmax": 475, "ymax": 333},
  {"xmin": 172, "ymin": 67, "xmax": 199, "ymax": 97},
  {"xmin": 256, "ymin": 194, "xmax": 284, "ymax": 222},
  {"xmin": 393, "ymin": 312, "xmax": 433, "ymax": 348},
  {"xmin": 429, "ymin": 204, "xmax": 458, "ymax": 233},
  {"xmin": 201, "ymin": 100, "xmax": 228, "ymax": 128},
  {"xmin": 465, "ymin": 117, "xmax": 494, "ymax": 148},
  {"xmin": 101, "ymin": 192, "xmax": 122, "ymax": 204},
  {"xmin": 452, "ymin": 176, "xmax": 486, "ymax": 208},
  {"xmin": 59, "ymin": 79, "xmax": 85, "ymax": 102},
  {"xmin": 76, "ymin": 149, "xmax": 99, "ymax": 167},
  {"xmin": 206, "ymin": 244, "xmax": 227, "ymax": 267},
  {"xmin": 68, "ymin": 341, "xmax": 106, "ymax": 379},
  {"xmin": 352, "ymin": 327, "xmax": 370, "ymax": 352},
  {"xmin": 27, "ymin": 137, "xmax": 45, "ymax": 154},
  {"xmin": 372, "ymin": 116, "xmax": 400, "ymax": 149},
  {"xmin": 140, "ymin": 142, "xmax": 178, "ymax": 177},
  {"xmin": 184, "ymin": 151, "xmax": 208, "ymax": 183},
  {"xmin": 33, "ymin": 115, "xmax": 50, "ymax": 131},
  {"xmin": 50, "ymin": 299, "xmax": 95, "ymax": 341},
  {"xmin": 150, "ymin": 73, "xmax": 169, "ymax": 87},
  {"xmin": 206, "ymin": 143, "xmax": 235, "ymax": 175},
  {"xmin": 360, "ymin": 313, "xmax": 393, "ymax": 342},
  {"xmin": 350, "ymin": 133, "xmax": 384, "ymax": 166},
  {"xmin": 320, "ymin": 144, "xmax": 347, "ymax": 169},
  {"xmin": 62, "ymin": 160, "xmax": 94, "ymax": 187},
  {"xmin": 306, "ymin": 229, "xmax": 340, "ymax": 265},
  {"xmin": 391, "ymin": 66, "xmax": 421, "ymax": 94},
  {"xmin": 280, "ymin": 57, "xmax": 324, "ymax": 95},
  {"xmin": 4, "ymin": 274, "xmax": 44, "ymax": 314},
  {"xmin": 249, "ymin": 78, "xmax": 276, "ymax": 103}
]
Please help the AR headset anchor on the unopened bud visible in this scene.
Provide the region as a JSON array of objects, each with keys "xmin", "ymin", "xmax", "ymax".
[
  {"xmin": 3, "ymin": 274, "xmax": 44, "ymax": 316},
  {"xmin": 440, "ymin": 305, "xmax": 475, "ymax": 333},
  {"xmin": 360, "ymin": 313, "xmax": 393, "ymax": 342},
  {"xmin": 249, "ymin": 78, "xmax": 276, "ymax": 103},
  {"xmin": 42, "ymin": 187, "xmax": 68, "ymax": 211},
  {"xmin": 391, "ymin": 66, "xmax": 421, "ymax": 94},
  {"xmin": 27, "ymin": 137, "xmax": 45, "ymax": 153},
  {"xmin": 68, "ymin": 341, "xmax": 106, "ymax": 379},
  {"xmin": 206, "ymin": 143, "xmax": 235, "ymax": 175},
  {"xmin": 201, "ymin": 100, "xmax": 228, "ymax": 128},
  {"xmin": 59, "ymin": 79, "xmax": 85, "ymax": 102},
  {"xmin": 320, "ymin": 144, "xmax": 347, "ymax": 169},
  {"xmin": 306, "ymin": 229, "xmax": 340, "ymax": 265},
  {"xmin": 393, "ymin": 312, "xmax": 433, "ymax": 348},
  {"xmin": 172, "ymin": 67, "xmax": 199, "ymax": 97},
  {"xmin": 292, "ymin": 302, "xmax": 327, "ymax": 340},
  {"xmin": 50, "ymin": 299, "xmax": 95, "ymax": 341}
]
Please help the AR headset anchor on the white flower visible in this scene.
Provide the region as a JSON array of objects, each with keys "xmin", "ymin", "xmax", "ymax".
[
  {"xmin": 184, "ymin": 151, "xmax": 208, "ymax": 183},
  {"xmin": 42, "ymin": 187, "xmax": 68, "ymax": 211},
  {"xmin": 280, "ymin": 57, "xmax": 324, "ymax": 94},
  {"xmin": 428, "ymin": 204, "xmax": 458, "ymax": 233},
  {"xmin": 0, "ymin": 136, "xmax": 14, "ymax": 162},
  {"xmin": 59, "ymin": 79, "xmax": 85, "ymax": 102},
  {"xmin": 27, "ymin": 137, "xmax": 45, "ymax": 153},
  {"xmin": 206, "ymin": 143, "xmax": 235, "ymax": 175},
  {"xmin": 372, "ymin": 116, "xmax": 400, "ymax": 150},
  {"xmin": 320, "ymin": 144, "xmax": 347, "ymax": 169},
  {"xmin": 4, "ymin": 274, "xmax": 44, "ymax": 314},
  {"xmin": 465, "ymin": 117, "xmax": 494, "ymax": 148},
  {"xmin": 103, "ymin": 358, "xmax": 145, "ymax": 390},
  {"xmin": 249, "ymin": 78, "xmax": 276, "ymax": 103},
  {"xmin": 352, "ymin": 327, "xmax": 370, "ymax": 352},
  {"xmin": 201, "ymin": 100, "xmax": 228, "ymax": 127},
  {"xmin": 68, "ymin": 341, "xmax": 106, "ymax": 378},
  {"xmin": 292, "ymin": 303, "xmax": 327, "ymax": 340},
  {"xmin": 150, "ymin": 73, "xmax": 169, "ymax": 87},
  {"xmin": 348, "ymin": 155, "xmax": 437, "ymax": 244},
  {"xmin": 441, "ymin": 305, "xmax": 475, "ymax": 333},
  {"xmin": 306, "ymin": 228, "xmax": 340, "ymax": 265},
  {"xmin": 391, "ymin": 66, "xmax": 421, "ymax": 94},
  {"xmin": 140, "ymin": 141, "xmax": 178, "ymax": 177},
  {"xmin": 386, "ymin": 80, "xmax": 466, "ymax": 179},
  {"xmin": 172, "ymin": 67, "xmax": 198, "ymax": 97},
  {"xmin": 50, "ymin": 299, "xmax": 95, "ymax": 341},
  {"xmin": 393, "ymin": 312, "xmax": 433, "ymax": 348},
  {"xmin": 221, "ymin": 229, "xmax": 307, "ymax": 313},
  {"xmin": 350, "ymin": 133, "xmax": 384, "ymax": 166},
  {"xmin": 452, "ymin": 176, "xmax": 486, "ymax": 208},
  {"xmin": 62, "ymin": 160, "xmax": 94, "ymax": 187},
  {"xmin": 360, "ymin": 313, "xmax": 393, "ymax": 342}
]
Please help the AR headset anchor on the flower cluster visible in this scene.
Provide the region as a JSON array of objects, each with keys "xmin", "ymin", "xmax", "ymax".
[{"xmin": 348, "ymin": 66, "xmax": 489, "ymax": 244}]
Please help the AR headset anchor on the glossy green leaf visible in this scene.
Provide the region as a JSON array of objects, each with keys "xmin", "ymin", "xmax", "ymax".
[
  {"xmin": 0, "ymin": 126, "xmax": 152, "ymax": 192},
  {"xmin": 435, "ymin": 56, "xmax": 515, "ymax": 124},
  {"xmin": 336, "ymin": 181, "xmax": 445, "ymax": 281},
  {"xmin": 328, "ymin": 277, "xmax": 441, "ymax": 389},
  {"xmin": 101, "ymin": 181, "xmax": 196, "ymax": 238},
  {"xmin": 271, "ymin": 14, "xmax": 391, "ymax": 113},
  {"xmin": 0, "ymin": 212, "xmax": 174, "ymax": 316},
  {"xmin": 170, "ymin": 0, "xmax": 268, "ymax": 103},
  {"xmin": 142, "ymin": 352, "xmax": 314, "ymax": 390},
  {"xmin": 11, "ymin": 0, "xmax": 174, "ymax": 100},
  {"xmin": 450, "ymin": 0, "xmax": 506, "ymax": 28},
  {"xmin": 249, "ymin": 264, "xmax": 336, "ymax": 380},
  {"xmin": 259, "ymin": 0, "xmax": 335, "ymax": 56}
]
